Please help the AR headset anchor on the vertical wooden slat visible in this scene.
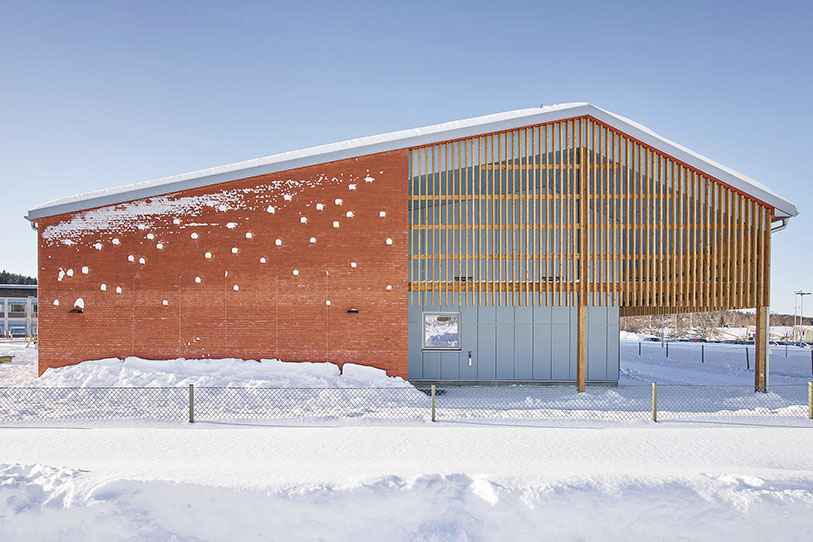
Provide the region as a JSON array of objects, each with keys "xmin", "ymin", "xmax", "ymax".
[
  {"xmin": 691, "ymin": 170, "xmax": 698, "ymax": 311},
  {"xmin": 571, "ymin": 120, "xmax": 578, "ymax": 306}
]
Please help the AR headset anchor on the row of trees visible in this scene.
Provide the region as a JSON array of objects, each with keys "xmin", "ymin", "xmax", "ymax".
[
  {"xmin": 622, "ymin": 310, "xmax": 812, "ymax": 341},
  {"xmin": 0, "ymin": 270, "xmax": 36, "ymax": 285}
]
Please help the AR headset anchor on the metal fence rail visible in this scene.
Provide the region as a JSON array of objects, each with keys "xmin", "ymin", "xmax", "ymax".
[{"xmin": 0, "ymin": 383, "xmax": 811, "ymax": 424}]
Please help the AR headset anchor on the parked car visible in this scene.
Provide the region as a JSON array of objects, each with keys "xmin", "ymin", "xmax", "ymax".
[
  {"xmin": 8, "ymin": 328, "xmax": 28, "ymax": 338},
  {"xmin": 643, "ymin": 337, "xmax": 661, "ymax": 342}
]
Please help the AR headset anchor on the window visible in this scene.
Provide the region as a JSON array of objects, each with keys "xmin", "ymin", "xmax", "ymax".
[{"xmin": 422, "ymin": 312, "xmax": 461, "ymax": 350}]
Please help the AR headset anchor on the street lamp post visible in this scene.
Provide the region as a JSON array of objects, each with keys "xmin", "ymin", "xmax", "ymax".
[{"xmin": 795, "ymin": 291, "xmax": 811, "ymax": 346}]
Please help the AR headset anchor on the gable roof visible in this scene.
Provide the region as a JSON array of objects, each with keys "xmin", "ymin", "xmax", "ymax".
[{"xmin": 26, "ymin": 103, "xmax": 798, "ymax": 220}]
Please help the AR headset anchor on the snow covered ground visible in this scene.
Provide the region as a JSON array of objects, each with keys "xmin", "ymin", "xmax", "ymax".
[{"xmin": 1, "ymin": 340, "xmax": 812, "ymax": 540}]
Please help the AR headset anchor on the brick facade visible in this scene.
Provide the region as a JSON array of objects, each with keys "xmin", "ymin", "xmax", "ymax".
[{"xmin": 36, "ymin": 150, "xmax": 409, "ymax": 377}]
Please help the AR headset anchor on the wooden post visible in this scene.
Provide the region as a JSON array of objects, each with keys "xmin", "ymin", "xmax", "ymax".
[
  {"xmin": 430, "ymin": 384, "xmax": 436, "ymax": 422},
  {"xmin": 577, "ymin": 304, "xmax": 587, "ymax": 393},
  {"xmin": 651, "ymin": 382, "xmax": 658, "ymax": 422},
  {"xmin": 188, "ymin": 384, "xmax": 194, "ymax": 424},
  {"xmin": 808, "ymin": 382, "xmax": 812, "ymax": 420},
  {"xmin": 755, "ymin": 306, "xmax": 767, "ymax": 392}
]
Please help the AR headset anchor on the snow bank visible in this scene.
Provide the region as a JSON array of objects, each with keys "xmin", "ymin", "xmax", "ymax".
[
  {"xmin": 0, "ymin": 343, "xmax": 38, "ymax": 386},
  {"xmin": 33, "ymin": 357, "xmax": 410, "ymax": 388},
  {"xmin": 3, "ymin": 456, "xmax": 813, "ymax": 541},
  {"xmin": 619, "ymin": 330, "xmax": 644, "ymax": 341}
]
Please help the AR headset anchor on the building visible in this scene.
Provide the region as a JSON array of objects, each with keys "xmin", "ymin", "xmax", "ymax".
[
  {"xmin": 26, "ymin": 103, "xmax": 797, "ymax": 389},
  {"xmin": 0, "ymin": 284, "xmax": 37, "ymax": 338}
]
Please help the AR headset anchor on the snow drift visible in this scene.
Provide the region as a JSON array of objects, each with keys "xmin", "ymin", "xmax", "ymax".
[{"xmin": 32, "ymin": 357, "xmax": 410, "ymax": 389}]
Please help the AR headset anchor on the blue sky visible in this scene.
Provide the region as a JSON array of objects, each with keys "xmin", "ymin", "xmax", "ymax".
[{"xmin": 1, "ymin": 0, "xmax": 810, "ymax": 314}]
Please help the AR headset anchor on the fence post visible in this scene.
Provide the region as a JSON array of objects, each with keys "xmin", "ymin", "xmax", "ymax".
[
  {"xmin": 746, "ymin": 347, "xmax": 750, "ymax": 371},
  {"xmin": 430, "ymin": 384, "xmax": 436, "ymax": 422},
  {"xmin": 666, "ymin": 342, "xmax": 669, "ymax": 358},
  {"xmin": 188, "ymin": 384, "xmax": 194, "ymax": 423},
  {"xmin": 639, "ymin": 342, "xmax": 641, "ymax": 356},
  {"xmin": 809, "ymin": 382, "xmax": 812, "ymax": 420},
  {"xmin": 810, "ymin": 350, "xmax": 812, "ymax": 376},
  {"xmin": 651, "ymin": 382, "xmax": 658, "ymax": 422},
  {"xmin": 701, "ymin": 344, "xmax": 705, "ymax": 363}
]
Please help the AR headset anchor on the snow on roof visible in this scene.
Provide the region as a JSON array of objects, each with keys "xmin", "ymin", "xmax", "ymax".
[{"xmin": 27, "ymin": 103, "xmax": 798, "ymax": 220}]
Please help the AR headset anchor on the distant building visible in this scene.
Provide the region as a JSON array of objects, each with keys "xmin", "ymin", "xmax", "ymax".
[{"xmin": 0, "ymin": 284, "xmax": 37, "ymax": 337}]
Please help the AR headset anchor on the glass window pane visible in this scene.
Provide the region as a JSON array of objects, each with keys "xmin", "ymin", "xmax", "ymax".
[{"xmin": 423, "ymin": 313, "xmax": 461, "ymax": 350}]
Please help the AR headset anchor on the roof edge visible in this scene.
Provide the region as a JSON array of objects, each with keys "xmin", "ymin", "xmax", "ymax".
[{"xmin": 27, "ymin": 103, "xmax": 798, "ymax": 220}]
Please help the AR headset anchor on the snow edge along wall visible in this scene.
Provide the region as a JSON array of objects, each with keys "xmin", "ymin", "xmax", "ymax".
[{"xmin": 35, "ymin": 150, "xmax": 409, "ymax": 377}]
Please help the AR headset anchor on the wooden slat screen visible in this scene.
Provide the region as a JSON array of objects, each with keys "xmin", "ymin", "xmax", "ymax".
[{"xmin": 408, "ymin": 116, "xmax": 773, "ymax": 313}]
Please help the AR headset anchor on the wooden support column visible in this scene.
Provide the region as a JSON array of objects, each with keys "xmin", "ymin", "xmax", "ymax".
[
  {"xmin": 755, "ymin": 209, "xmax": 771, "ymax": 392},
  {"xmin": 577, "ymin": 303, "xmax": 587, "ymax": 393},
  {"xmin": 755, "ymin": 305, "xmax": 767, "ymax": 392},
  {"xmin": 577, "ymin": 141, "xmax": 589, "ymax": 393}
]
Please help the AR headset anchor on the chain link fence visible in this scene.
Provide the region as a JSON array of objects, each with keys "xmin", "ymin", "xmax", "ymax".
[{"xmin": 0, "ymin": 383, "xmax": 811, "ymax": 424}]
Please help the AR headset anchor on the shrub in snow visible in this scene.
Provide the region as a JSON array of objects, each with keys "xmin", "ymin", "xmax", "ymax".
[
  {"xmin": 292, "ymin": 269, "xmax": 299, "ymax": 276},
  {"xmin": 227, "ymin": 222, "xmax": 237, "ymax": 229},
  {"xmin": 74, "ymin": 298, "xmax": 85, "ymax": 309},
  {"xmin": 309, "ymin": 237, "xmax": 316, "ymax": 244},
  {"xmin": 67, "ymin": 269, "xmax": 74, "ymax": 277},
  {"xmin": 316, "ymin": 203, "xmax": 324, "ymax": 210},
  {"xmin": 112, "ymin": 238, "xmax": 120, "ymax": 245},
  {"xmin": 266, "ymin": 205, "xmax": 275, "ymax": 213},
  {"xmin": 334, "ymin": 198, "xmax": 343, "ymax": 205},
  {"xmin": 348, "ymin": 184, "xmax": 357, "ymax": 190},
  {"xmin": 53, "ymin": 300, "xmax": 59, "ymax": 306},
  {"xmin": 100, "ymin": 284, "xmax": 107, "ymax": 291},
  {"xmin": 94, "ymin": 243, "xmax": 102, "ymax": 250},
  {"xmin": 195, "ymin": 277, "xmax": 201, "ymax": 283},
  {"xmin": 260, "ymin": 257, "xmax": 267, "ymax": 263},
  {"xmin": 233, "ymin": 285, "xmax": 239, "ymax": 291},
  {"xmin": 300, "ymin": 217, "xmax": 308, "ymax": 223},
  {"xmin": 386, "ymin": 238, "xmax": 393, "ymax": 245},
  {"xmin": 156, "ymin": 243, "xmax": 163, "ymax": 249},
  {"xmin": 162, "ymin": 299, "xmax": 168, "ymax": 306},
  {"xmin": 191, "ymin": 232, "xmax": 199, "ymax": 239},
  {"xmin": 81, "ymin": 266, "xmax": 89, "ymax": 274},
  {"xmin": 379, "ymin": 211, "xmax": 386, "ymax": 217},
  {"xmin": 205, "ymin": 252, "xmax": 212, "ymax": 259},
  {"xmin": 333, "ymin": 221, "xmax": 340, "ymax": 228},
  {"xmin": 275, "ymin": 239, "xmax": 282, "ymax": 246},
  {"xmin": 147, "ymin": 233, "xmax": 155, "ymax": 240},
  {"xmin": 128, "ymin": 255, "xmax": 135, "ymax": 262},
  {"xmin": 139, "ymin": 257, "xmax": 146, "ymax": 264},
  {"xmin": 346, "ymin": 211, "xmax": 354, "ymax": 218},
  {"xmin": 115, "ymin": 287, "xmax": 122, "ymax": 294},
  {"xmin": 245, "ymin": 232, "xmax": 253, "ymax": 239},
  {"xmin": 232, "ymin": 247, "xmax": 239, "ymax": 254}
]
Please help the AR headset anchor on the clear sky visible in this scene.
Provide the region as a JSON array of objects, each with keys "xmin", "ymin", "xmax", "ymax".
[{"xmin": 1, "ymin": 0, "xmax": 810, "ymax": 314}]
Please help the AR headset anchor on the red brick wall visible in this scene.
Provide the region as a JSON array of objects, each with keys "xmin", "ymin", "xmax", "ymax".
[{"xmin": 35, "ymin": 150, "xmax": 409, "ymax": 378}]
